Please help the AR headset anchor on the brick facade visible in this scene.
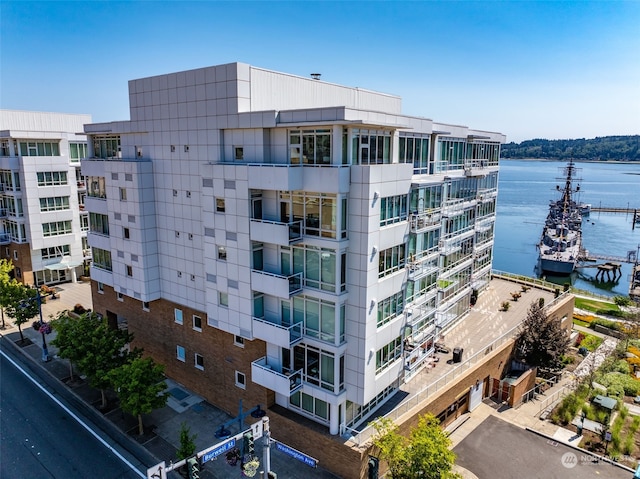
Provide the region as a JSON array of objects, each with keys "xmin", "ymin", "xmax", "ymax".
[
  {"xmin": 3, "ymin": 242, "xmax": 34, "ymax": 285},
  {"xmin": 91, "ymin": 281, "xmax": 273, "ymax": 416}
]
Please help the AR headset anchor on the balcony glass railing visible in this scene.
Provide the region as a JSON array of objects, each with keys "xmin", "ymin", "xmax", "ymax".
[
  {"xmin": 252, "ymin": 356, "xmax": 303, "ymax": 395},
  {"xmin": 253, "ymin": 317, "xmax": 303, "ymax": 346},
  {"xmin": 409, "ymin": 211, "xmax": 441, "ymax": 232}
]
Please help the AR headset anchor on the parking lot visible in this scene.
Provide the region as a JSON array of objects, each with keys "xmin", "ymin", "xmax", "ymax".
[{"xmin": 453, "ymin": 415, "xmax": 634, "ymax": 479}]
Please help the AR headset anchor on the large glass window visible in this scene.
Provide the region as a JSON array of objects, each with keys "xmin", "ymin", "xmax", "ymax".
[
  {"xmin": 293, "ymin": 344, "xmax": 336, "ymax": 392},
  {"xmin": 351, "ymin": 129, "xmax": 392, "ymax": 165},
  {"xmin": 92, "ymin": 136, "xmax": 121, "ymax": 159},
  {"xmin": 398, "ymin": 134, "xmax": 430, "ymax": 174},
  {"xmin": 40, "ymin": 196, "xmax": 70, "ymax": 212},
  {"xmin": 69, "ymin": 142, "xmax": 88, "ymax": 161},
  {"xmin": 92, "ymin": 247, "xmax": 112, "ymax": 271},
  {"xmin": 289, "ymin": 130, "xmax": 331, "ymax": 165},
  {"xmin": 438, "ymin": 137, "xmax": 466, "ymax": 171},
  {"xmin": 292, "ymin": 245, "xmax": 338, "ymax": 292},
  {"xmin": 410, "ymin": 185, "xmax": 443, "ymax": 212},
  {"xmin": 87, "ymin": 176, "xmax": 107, "ymax": 198},
  {"xmin": 376, "ymin": 337, "xmax": 403, "ymax": 373},
  {"xmin": 89, "ymin": 213, "xmax": 110, "ymax": 236},
  {"xmin": 19, "ymin": 141, "xmax": 60, "ymax": 157},
  {"xmin": 380, "ymin": 194, "xmax": 408, "ymax": 226},
  {"xmin": 290, "ymin": 391, "xmax": 330, "ymax": 422},
  {"xmin": 378, "ymin": 244, "xmax": 406, "ymax": 278},
  {"xmin": 292, "ymin": 296, "xmax": 336, "ymax": 343},
  {"xmin": 378, "ymin": 291, "xmax": 404, "ymax": 327},
  {"xmin": 42, "ymin": 221, "xmax": 72, "ymax": 237},
  {"xmin": 37, "ymin": 171, "xmax": 68, "ymax": 186},
  {"xmin": 41, "ymin": 245, "xmax": 70, "ymax": 260},
  {"xmin": 280, "ymin": 191, "xmax": 342, "ymax": 239}
]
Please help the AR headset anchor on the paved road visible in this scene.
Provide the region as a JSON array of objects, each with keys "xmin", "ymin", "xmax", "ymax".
[
  {"xmin": 0, "ymin": 349, "xmax": 145, "ymax": 479},
  {"xmin": 453, "ymin": 415, "xmax": 632, "ymax": 479}
]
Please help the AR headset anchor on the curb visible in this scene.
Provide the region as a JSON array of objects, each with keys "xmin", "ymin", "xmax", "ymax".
[
  {"xmin": 0, "ymin": 332, "xmax": 164, "ymax": 476},
  {"xmin": 524, "ymin": 426, "xmax": 636, "ymax": 473}
]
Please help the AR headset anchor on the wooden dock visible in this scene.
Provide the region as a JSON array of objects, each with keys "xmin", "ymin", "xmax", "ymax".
[{"xmin": 589, "ymin": 206, "xmax": 640, "ymax": 229}]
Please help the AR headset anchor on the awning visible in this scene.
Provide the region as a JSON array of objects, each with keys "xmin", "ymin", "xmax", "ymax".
[{"xmin": 45, "ymin": 261, "xmax": 83, "ymax": 271}]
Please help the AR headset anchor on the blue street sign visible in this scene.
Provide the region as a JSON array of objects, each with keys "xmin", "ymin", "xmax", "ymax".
[
  {"xmin": 202, "ymin": 438, "xmax": 236, "ymax": 463},
  {"xmin": 274, "ymin": 440, "xmax": 317, "ymax": 468}
]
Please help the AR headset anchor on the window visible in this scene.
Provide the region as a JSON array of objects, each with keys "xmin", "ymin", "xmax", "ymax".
[
  {"xmin": 279, "ymin": 191, "xmax": 341, "ymax": 239},
  {"xmin": 293, "ymin": 344, "xmax": 336, "ymax": 392},
  {"xmin": 195, "ymin": 353, "xmax": 204, "ymax": 370},
  {"xmin": 186, "ymin": 191, "xmax": 191, "ymax": 198},
  {"xmin": 89, "ymin": 213, "xmax": 109, "ymax": 236},
  {"xmin": 117, "ymin": 292, "xmax": 124, "ymax": 301},
  {"xmin": 234, "ymin": 335, "xmax": 245, "ymax": 347},
  {"xmin": 37, "ymin": 171, "xmax": 68, "ymax": 186},
  {"xmin": 119, "ymin": 188, "xmax": 127, "ymax": 201},
  {"xmin": 290, "ymin": 391, "xmax": 329, "ymax": 421},
  {"xmin": 13, "ymin": 250, "xmax": 18, "ymax": 260},
  {"xmin": 219, "ymin": 292, "xmax": 228, "ymax": 307},
  {"xmin": 292, "ymin": 296, "xmax": 338, "ymax": 343},
  {"xmin": 15, "ymin": 267, "xmax": 21, "ymax": 278},
  {"xmin": 40, "ymin": 196, "xmax": 70, "ymax": 212},
  {"xmin": 216, "ymin": 198, "xmax": 225, "ymax": 212},
  {"xmin": 170, "ymin": 145, "xmax": 176, "ymax": 153},
  {"xmin": 42, "ymin": 221, "xmax": 72, "ymax": 237},
  {"xmin": 123, "ymin": 227, "xmax": 130, "ymax": 239},
  {"xmin": 19, "ymin": 141, "xmax": 60, "ymax": 157},
  {"xmin": 351, "ymin": 129, "xmax": 392, "ymax": 165},
  {"xmin": 173, "ymin": 189, "xmax": 178, "ymax": 197},
  {"xmin": 378, "ymin": 291, "xmax": 405, "ymax": 327},
  {"xmin": 398, "ymin": 134, "xmax": 430, "ymax": 173},
  {"xmin": 92, "ymin": 248, "xmax": 112, "ymax": 271},
  {"xmin": 174, "ymin": 308, "xmax": 183, "ymax": 324},
  {"xmin": 234, "ymin": 147, "xmax": 244, "ymax": 160},
  {"xmin": 378, "ymin": 244, "xmax": 406, "ymax": 278},
  {"xmin": 176, "ymin": 346, "xmax": 185, "ymax": 362},
  {"xmin": 193, "ymin": 315, "xmax": 202, "ymax": 331},
  {"xmin": 218, "ymin": 246, "xmax": 227, "ymax": 261},
  {"xmin": 184, "ymin": 145, "xmax": 190, "ymax": 153},
  {"xmin": 69, "ymin": 142, "xmax": 87, "ymax": 161},
  {"xmin": 376, "ymin": 337, "xmax": 403, "ymax": 373},
  {"xmin": 87, "ymin": 176, "xmax": 106, "ymax": 198},
  {"xmin": 92, "ymin": 136, "xmax": 121, "ymax": 159},
  {"xmin": 143, "ymin": 301, "xmax": 150, "ymax": 311},
  {"xmin": 290, "ymin": 244, "xmax": 339, "ymax": 292},
  {"xmin": 235, "ymin": 371, "xmax": 246, "ymax": 389},
  {"xmin": 97, "ymin": 282, "xmax": 104, "ymax": 293},
  {"xmin": 380, "ymin": 195, "xmax": 408, "ymax": 226},
  {"xmin": 41, "ymin": 245, "xmax": 70, "ymax": 260},
  {"xmin": 126, "ymin": 265, "xmax": 133, "ymax": 277},
  {"xmin": 289, "ymin": 129, "xmax": 331, "ymax": 165}
]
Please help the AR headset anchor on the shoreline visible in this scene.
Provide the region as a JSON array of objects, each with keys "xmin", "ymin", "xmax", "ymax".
[{"xmin": 500, "ymin": 158, "xmax": 640, "ymax": 165}]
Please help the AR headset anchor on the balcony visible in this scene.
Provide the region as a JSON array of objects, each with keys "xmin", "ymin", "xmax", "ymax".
[
  {"xmin": 253, "ymin": 317, "xmax": 303, "ymax": 348},
  {"xmin": 406, "ymin": 256, "xmax": 438, "ymax": 281},
  {"xmin": 251, "ymin": 357, "xmax": 303, "ymax": 396},
  {"xmin": 0, "ymin": 233, "xmax": 10, "ymax": 245},
  {"xmin": 464, "ymin": 160, "xmax": 498, "ymax": 177},
  {"xmin": 251, "ymin": 270, "xmax": 302, "ymax": 298},
  {"xmin": 250, "ymin": 219, "xmax": 302, "ymax": 245},
  {"xmin": 77, "ymin": 181, "xmax": 86, "ymax": 190},
  {"xmin": 409, "ymin": 211, "xmax": 441, "ymax": 233},
  {"xmin": 0, "ymin": 208, "xmax": 6, "ymax": 218},
  {"xmin": 248, "ymin": 164, "xmax": 303, "ymax": 191}
]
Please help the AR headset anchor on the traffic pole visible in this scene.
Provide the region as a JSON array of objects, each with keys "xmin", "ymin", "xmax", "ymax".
[{"xmin": 262, "ymin": 416, "xmax": 271, "ymax": 476}]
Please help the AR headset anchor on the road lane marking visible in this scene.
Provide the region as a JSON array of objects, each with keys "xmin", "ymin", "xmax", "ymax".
[{"xmin": 1, "ymin": 349, "xmax": 145, "ymax": 478}]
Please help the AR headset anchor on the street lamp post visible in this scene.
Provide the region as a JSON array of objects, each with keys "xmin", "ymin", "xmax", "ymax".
[{"xmin": 21, "ymin": 286, "xmax": 49, "ymax": 362}]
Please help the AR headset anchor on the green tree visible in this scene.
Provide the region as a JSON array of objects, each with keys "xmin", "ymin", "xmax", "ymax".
[
  {"xmin": 50, "ymin": 310, "xmax": 87, "ymax": 380},
  {"xmin": 0, "ymin": 259, "xmax": 17, "ymax": 329},
  {"xmin": 108, "ymin": 357, "xmax": 168, "ymax": 435},
  {"xmin": 371, "ymin": 415, "xmax": 461, "ymax": 479},
  {"xmin": 4, "ymin": 285, "xmax": 39, "ymax": 342},
  {"xmin": 176, "ymin": 422, "xmax": 198, "ymax": 460},
  {"xmin": 515, "ymin": 301, "xmax": 570, "ymax": 372}
]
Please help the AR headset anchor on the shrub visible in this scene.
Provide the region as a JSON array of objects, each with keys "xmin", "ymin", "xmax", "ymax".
[
  {"xmin": 581, "ymin": 335, "xmax": 603, "ymax": 351},
  {"xmin": 538, "ymin": 297, "xmax": 545, "ymax": 308},
  {"xmin": 501, "ymin": 301, "xmax": 511, "ymax": 311},
  {"xmin": 614, "ymin": 295, "xmax": 632, "ymax": 307},
  {"xmin": 574, "ymin": 332, "xmax": 585, "ymax": 346},
  {"xmin": 590, "ymin": 318, "xmax": 623, "ymax": 331},
  {"xmin": 73, "ymin": 304, "xmax": 87, "ymax": 314}
]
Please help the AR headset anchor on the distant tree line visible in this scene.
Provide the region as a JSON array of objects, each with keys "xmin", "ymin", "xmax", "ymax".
[{"xmin": 500, "ymin": 135, "xmax": 640, "ymax": 161}]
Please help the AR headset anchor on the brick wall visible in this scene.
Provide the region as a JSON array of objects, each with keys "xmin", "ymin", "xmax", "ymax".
[
  {"xmin": 3, "ymin": 243, "xmax": 34, "ymax": 285},
  {"xmin": 91, "ymin": 281, "xmax": 273, "ymax": 416}
]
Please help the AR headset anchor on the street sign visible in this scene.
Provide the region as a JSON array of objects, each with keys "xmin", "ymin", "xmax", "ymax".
[
  {"xmin": 202, "ymin": 438, "xmax": 236, "ymax": 463},
  {"xmin": 605, "ymin": 431, "xmax": 612, "ymax": 442},
  {"xmin": 273, "ymin": 440, "xmax": 317, "ymax": 468},
  {"xmin": 250, "ymin": 419, "xmax": 263, "ymax": 438},
  {"xmin": 147, "ymin": 461, "xmax": 166, "ymax": 479}
]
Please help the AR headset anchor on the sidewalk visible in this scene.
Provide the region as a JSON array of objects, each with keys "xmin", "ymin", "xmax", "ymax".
[{"xmin": 0, "ymin": 281, "xmax": 339, "ymax": 479}]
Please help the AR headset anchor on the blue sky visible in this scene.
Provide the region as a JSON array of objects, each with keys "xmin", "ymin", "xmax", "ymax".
[{"xmin": 1, "ymin": 1, "xmax": 639, "ymax": 142}]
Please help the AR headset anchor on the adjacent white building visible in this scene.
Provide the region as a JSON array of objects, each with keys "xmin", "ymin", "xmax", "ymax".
[
  {"xmin": 83, "ymin": 63, "xmax": 504, "ymax": 437},
  {"xmin": 0, "ymin": 110, "xmax": 91, "ymax": 286}
]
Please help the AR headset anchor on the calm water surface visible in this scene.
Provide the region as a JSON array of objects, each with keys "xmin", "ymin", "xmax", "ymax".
[{"xmin": 494, "ymin": 160, "xmax": 640, "ymax": 297}]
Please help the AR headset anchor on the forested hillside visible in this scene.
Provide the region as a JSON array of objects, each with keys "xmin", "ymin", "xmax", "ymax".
[{"xmin": 500, "ymin": 135, "xmax": 640, "ymax": 161}]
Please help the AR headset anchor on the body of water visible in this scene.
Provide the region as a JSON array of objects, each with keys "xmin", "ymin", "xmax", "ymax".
[{"xmin": 493, "ymin": 160, "xmax": 640, "ymax": 297}]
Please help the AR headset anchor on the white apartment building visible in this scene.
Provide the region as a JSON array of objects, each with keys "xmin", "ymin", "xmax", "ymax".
[
  {"xmin": 0, "ymin": 111, "xmax": 91, "ymax": 286},
  {"xmin": 83, "ymin": 63, "xmax": 504, "ymax": 439}
]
